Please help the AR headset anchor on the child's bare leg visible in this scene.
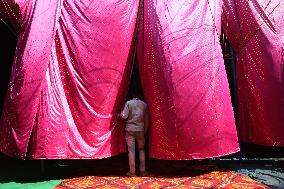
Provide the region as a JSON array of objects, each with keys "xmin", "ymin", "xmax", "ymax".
[
  {"xmin": 137, "ymin": 132, "xmax": 145, "ymax": 174},
  {"xmin": 126, "ymin": 131, "xmax": 135, "ymax": 175}
]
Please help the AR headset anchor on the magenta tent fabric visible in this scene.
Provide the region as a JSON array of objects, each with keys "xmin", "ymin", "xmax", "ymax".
[
  {"xmin": 0, "ymin": 0, "xmax": 139, "ymax": 159},
  {"xmin": 222, "ymin": 0, "xmax": 284, "ymax": 146},
  {"xmin": 138, "ymin": 0, "xmax": 239, "ymax": 160},
  {"xmin": 1, "ymin": 0, "xmax": 283, "ymax": 161}
]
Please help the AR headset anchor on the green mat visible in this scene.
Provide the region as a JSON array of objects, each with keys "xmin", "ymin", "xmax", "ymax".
[{"xmin": 0, "ymin": 180, "xmax": 61, "ymax": 189}]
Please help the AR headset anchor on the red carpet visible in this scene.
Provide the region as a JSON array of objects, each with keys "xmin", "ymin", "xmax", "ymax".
[{"xmin": 54, "ymin": 171, "xmax": 269, "ymax": 188}]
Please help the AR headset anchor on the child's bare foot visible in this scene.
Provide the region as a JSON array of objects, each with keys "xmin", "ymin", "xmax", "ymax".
[
  {"xmin": 139, "ymin": 171, "xmax": 149, "ymax": 177},
  {"xmin": 125, "ymin": 172, "xmax": 136, "ymax": 177}
]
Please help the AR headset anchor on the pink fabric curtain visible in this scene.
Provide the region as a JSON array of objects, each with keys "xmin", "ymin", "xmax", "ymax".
[
  {"xmin": 11, "ymin": 0, "xmax": 284, "ymax": 159},
  {"xmin": 0, "ymin": 0, "xmax": 139, "ymax": 159},
  {"xmin": 138, "ymin": 0, "xmax": 239, "ymax": 160},
  {"xmin": 222, "ymin": 0, "xmax": 284, "ymax": 146}
]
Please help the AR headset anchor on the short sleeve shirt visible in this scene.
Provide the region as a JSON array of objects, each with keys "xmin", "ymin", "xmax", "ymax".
[{"xmin": 120, "ymin": 98, "xmax": 147, "ymax": 132}]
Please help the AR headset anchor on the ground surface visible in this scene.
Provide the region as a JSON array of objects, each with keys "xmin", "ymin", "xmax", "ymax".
[{"xmin": 0, "ymin": 144, "xmax": 283, "ymax": 189}]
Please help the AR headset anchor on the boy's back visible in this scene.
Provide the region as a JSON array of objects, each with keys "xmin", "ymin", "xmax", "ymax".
[
  {"xmin": 120, "ymin": 97, "xmax": 149, "ymax": 176},
  {"xmin": 121, "ymin": 98, "xmax": 147, "ymax": 132}
]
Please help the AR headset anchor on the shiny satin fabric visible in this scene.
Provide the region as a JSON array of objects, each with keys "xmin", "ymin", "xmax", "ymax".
[
  {"xmin": 138, "ymin": 0, "xmax": 239, "ymax": 160},
  {"xmin": 0, "ymin": 0, "xmax": 139, "ymax": 159},
  {"xmin": 222, "ymin": 0, "xmax": 284, "ymax": 146},
  {"xmin": 0, "ymin": 0, "xmax": 241, "ymax": 160}
]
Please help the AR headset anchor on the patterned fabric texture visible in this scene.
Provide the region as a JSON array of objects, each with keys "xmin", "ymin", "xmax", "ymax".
[{"xmin": 54, "ymin": 171, "xmax": 269, "ymax": 189}]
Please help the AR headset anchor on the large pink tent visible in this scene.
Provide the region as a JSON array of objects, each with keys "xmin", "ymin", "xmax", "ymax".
[
  {"xmin": 0, "ymin": 0, "xmax": 283, "ymax": 160},
  {"xmin": 0, "ymin": 0, "xmax": 139, "ymax": 159},
  {"xmin": 138, "ymin": 0, "xmax": 239, "ymax": 159},
  {"xmin": 223, "ymin": 0, "xmax": 284, "ymax": 146}
]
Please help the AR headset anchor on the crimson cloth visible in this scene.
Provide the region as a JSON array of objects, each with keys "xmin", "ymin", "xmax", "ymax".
[
  {"xmin": 222, "ymin": 0, "xmax": 284, "ymax": 146},
  {"xmin": 138, "ymin": 0, "xmax": 239, "ymax": 159},
  {"xmin": 0, "ymin": 0, "xmax": 139, "ymax": 159},
  {"xmin": 1, "ymin": 0, "xmax": 281, "ymax": 159}
]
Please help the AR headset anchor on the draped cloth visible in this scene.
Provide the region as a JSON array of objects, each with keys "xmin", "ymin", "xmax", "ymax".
[
  {"xmin": 2, "ymin": 0, "xmax": 283, "ymax": 161},
  {"xmin": 0, "ymin": 0, "xmax": 139, "ymax": 159},
  {"xmin": 222, "ymin": 0, "xmax": 284, "ymax": 146},
  {"xmin": 138, "ymin": 0, "xmax": 239, "ymax": 160}
]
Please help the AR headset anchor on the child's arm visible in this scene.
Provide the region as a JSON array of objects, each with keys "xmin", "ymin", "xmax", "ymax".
[{"xmin": 120, "ymin": 102, "xmax": 129, "ymax": 119}]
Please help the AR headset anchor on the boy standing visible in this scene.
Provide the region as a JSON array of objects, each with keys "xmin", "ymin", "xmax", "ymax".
[{"xmin": 120, "ymin": 91, "xmax": 149, "ymax": 176}]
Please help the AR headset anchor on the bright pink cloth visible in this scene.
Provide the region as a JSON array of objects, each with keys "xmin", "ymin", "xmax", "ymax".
[
  {"xmin": 1, "ymin": 1, "xmax": 282, "ymax": 160},
  {"xmin": 223, "ymin": 0, "xmax": 284, "ymax": 146},
  {"xmin": 138, "ymin": 0, "xmax": 239, "ymax": 160},
  {"xmin": 0, "ymin": 0, "xmax": 139, "ymax": 159}
]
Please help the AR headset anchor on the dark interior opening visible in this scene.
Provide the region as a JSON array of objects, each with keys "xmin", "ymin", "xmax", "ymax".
[
  {"xmin": 126, "ymin": 54, "xmax": 144, "ymax": 102},
  {"xmin": 0, "ymin": 18, "xmax": 18, "ymax": 115}
]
